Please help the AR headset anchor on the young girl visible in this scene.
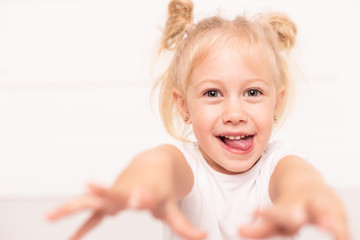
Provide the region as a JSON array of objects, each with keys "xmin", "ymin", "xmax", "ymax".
[{"xmin": 47, "ymin": 0, "xmax": 349, "ymax": 239}]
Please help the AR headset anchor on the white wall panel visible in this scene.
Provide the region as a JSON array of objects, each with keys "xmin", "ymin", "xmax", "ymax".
[
  {"xmin": 0, "ymin": 0, "xmax": 359, "ymax": 198},
  {"xmin": 0, "ymin": 0, "xmax": 164, "ymax": 84},
  {"xmin": 0, "ymin": 85, "xmax": 174, "ymax": 197}
]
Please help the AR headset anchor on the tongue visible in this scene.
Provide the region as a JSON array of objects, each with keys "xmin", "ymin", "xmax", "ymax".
[{"xmin": 223, "ymin": 136, "xmax": 253, "ymax": 151}]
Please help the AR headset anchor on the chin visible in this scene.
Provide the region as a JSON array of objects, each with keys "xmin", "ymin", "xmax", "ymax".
[{"xmin": 220, "ymin": 161, "xmax": 257, "ymax": 174}]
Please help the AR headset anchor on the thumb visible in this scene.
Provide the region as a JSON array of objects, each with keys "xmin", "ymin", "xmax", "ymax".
[{"xmin": 163, "ymin": 201, "xmax": 207, "ymax": 240}]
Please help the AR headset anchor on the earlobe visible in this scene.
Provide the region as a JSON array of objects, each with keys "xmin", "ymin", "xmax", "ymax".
[{"xmin": 172, "ymin": 88, "xmax": 191, "ymax": 124}]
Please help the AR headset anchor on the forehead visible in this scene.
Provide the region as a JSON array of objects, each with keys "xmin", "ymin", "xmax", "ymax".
[
  {"xmin": 190, "ymin": 39, "xmax": 275, "ymax": 85},
  {"xmin": 191, "ymin": 45, "xmax": 256, "ymax": 81}
]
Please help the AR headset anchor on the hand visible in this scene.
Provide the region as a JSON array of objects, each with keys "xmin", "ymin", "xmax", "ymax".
[
  {"xmin": 46, "ymin": 145, "xmax": 207, "ymax": 240},
  {"xmin": 47, "ymin": 182, "xmax": 206, "ymax": 240},
  {"xmin": 239, "ymin": 187, "xmax": 350, "ymax": 240}
]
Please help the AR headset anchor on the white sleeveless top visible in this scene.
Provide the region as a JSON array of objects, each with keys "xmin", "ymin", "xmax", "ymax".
[{"xmin": 163, "ymin": 141, "xmax": 301, "ymax": 240}]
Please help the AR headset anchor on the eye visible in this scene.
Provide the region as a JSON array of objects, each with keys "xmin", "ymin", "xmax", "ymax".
[
  {"xmin": 204, "ymin": 89, "xmax": 222, "ymax": 97},
  {"xmin": 244, "ymin": 88, "xmax": 262, "ymax": 97}
]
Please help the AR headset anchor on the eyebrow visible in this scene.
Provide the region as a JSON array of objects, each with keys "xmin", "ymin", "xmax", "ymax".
[
  {"xmin": 194, "ymin": 79, "xmax": 221, "ymax": 88},
  {"xmin": 194, "ymin": 78, "xmax": 270, "ymax": 90}
]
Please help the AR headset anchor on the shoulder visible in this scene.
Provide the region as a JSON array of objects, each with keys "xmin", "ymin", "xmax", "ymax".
[
  {"xmin": 261, "ymin": 140, "xmax": 305, "ymax": 174},
  {"xmin": 174, "ymin": 141, "xmax": 201, "ymax": 161},
  {"xmin": 149, "ymin": 144, "xmax": 193, "ymax": 168},
  {"xmin": 264, "ymin": 140, "xmax": 303, "ymax": 159}
]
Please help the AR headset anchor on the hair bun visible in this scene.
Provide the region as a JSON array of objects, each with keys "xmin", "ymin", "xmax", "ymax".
[
  {"xmin": 161, "ymin": 0, "xmax": 194, "ymax": 50},
  {"xmin": 261, "ymin": 13, "xmax": 297, "ymax": 51}
]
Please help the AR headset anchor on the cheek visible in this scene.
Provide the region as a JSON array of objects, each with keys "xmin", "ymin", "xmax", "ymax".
[
  {"xmin": 249, "ymin": 101, "xmax": 276, "ymax": 129},
  {"xmin": 188, "ymin": 102, "xmax": 217, "ymax": 135},
  {"xmin": 191, "ymin": 106, "xmax": 210, "ymax": 127}
]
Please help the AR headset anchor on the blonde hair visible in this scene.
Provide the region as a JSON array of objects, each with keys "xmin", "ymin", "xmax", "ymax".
[{"xmin": 154, "ymin": 0, "xmax": 297, "ymax": 141}]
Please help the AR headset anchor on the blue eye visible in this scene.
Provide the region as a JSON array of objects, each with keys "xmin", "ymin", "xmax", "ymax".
[
  {"xmin": 244, "ymin": 89, "xmax": 262, "ymax": 97},
  {"xmin": 204, "ymin": 90, "xmax": 222, "ymax": 97}
]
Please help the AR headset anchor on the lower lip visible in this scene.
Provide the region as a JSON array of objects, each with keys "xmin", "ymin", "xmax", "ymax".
[{"xmin": 217, "ymin": 136, "xmax": 254, "ymax": 155}]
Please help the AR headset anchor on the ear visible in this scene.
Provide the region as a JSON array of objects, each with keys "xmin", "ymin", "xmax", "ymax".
[
  {"xmin": 274, "ymin": 87, "xmax": 286, "ymax": 117},
  {"xmin": 172, "ymin": 88, "xmax": 191, "ymax": 124}
]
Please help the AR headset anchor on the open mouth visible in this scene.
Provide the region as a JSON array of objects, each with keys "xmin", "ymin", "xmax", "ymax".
[{"xmin": 218, "ymin": 134, "xmax": 254, "ymax": 152}]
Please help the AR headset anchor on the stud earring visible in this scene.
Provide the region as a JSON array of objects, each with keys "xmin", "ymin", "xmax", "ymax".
[
  {"xmin": 184, "ymin": 117, "xmax": 189, "ymax": 122},
  {"xmin": 274, "ymin": 115, "xmax": 278, "ymax": 121}
]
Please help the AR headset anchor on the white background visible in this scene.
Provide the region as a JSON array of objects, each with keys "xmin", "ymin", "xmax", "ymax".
[
  {"xmin": 1, "ymin": 1, "xmax": 360, "ymax": 240},
  {"xmin": 0, "ymin": 0, "xmax": 360, "ymax": 198}
]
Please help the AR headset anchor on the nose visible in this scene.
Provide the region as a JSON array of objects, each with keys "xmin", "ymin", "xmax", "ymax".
[{"xmin": 222, "ymin": 99, "xmax": 247, "ymax": 124}]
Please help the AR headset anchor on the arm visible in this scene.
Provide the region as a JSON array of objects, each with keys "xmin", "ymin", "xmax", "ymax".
[
  {"xmin": 239, "ymin": 155, "xmax": 349, "ymax": 240},
  {"xmin": 112, "ymin": 144, "xmax": 194, "ymax": 202},
  {"xmin": 47, "ymin": 144, "xmax": 206, "ymax": 240}
]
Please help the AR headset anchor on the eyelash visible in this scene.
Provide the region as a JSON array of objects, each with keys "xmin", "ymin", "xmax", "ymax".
[
  {"xmin": 203, "ymin": 89, "xmax": 263, "ymax": 98},
  {"xmin": 203, "ymin": 89, "xmax": 222, "ymax": 98},
  {"xmin": 244, "ymin": 88, "xmax": 263, "ymax": 97}
]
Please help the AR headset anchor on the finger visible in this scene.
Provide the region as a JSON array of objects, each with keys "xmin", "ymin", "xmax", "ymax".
[
  {"xmin": 87, "ymin": 183, "xmax": 128, "ymax": 216},
  {"xmin": 89, "ymin": 183, "xmax": 127, "ymax": 206},
  {"xmin": 257, "ymin": 206, "xmax": 307, "ymax": 234},
  {"xmin": 308, "ymin": 196, "xmax": 350, "ymax": 240},
  {"xmin": 127, "ymin": 189, "xmax": 161, "ymax": 210},
  {"xmin": 239, "ymin": 207, "xmax": 307, "ymax": 239},
  {"xmin": 163, "ymin": 201, "xmax": 207, "ymax": 240},
  {"xmin": 317, "ymin": 216, "xmax": 350, "ymax": 240},
  {"xmin": 47, "ymin": 195, "xmax": 104, "ymax": 221},
  {"xmin": 87, "ymin": 183, "xmax": 108, "ymax": 196},
  {"xmin": 239, "ymin": 220, "xmax": 277, "ymax": 239},
  {"xmin": 70, "ymin": 211, "xmax": 105, "ymax": 240}
]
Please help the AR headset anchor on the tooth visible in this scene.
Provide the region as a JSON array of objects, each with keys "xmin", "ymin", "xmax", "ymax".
[
  {"xmin": 235, "ymin": 136, "xmax": 241, "ymax": 140},
  {"xmin": 241, "ymin": 135, "xmax": 245, "ymax": 139},
  {"xmin": 229, "ymin": 136, "xmax": 235, "ymax": 140}
]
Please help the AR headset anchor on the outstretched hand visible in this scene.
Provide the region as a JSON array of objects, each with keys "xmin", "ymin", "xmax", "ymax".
[
  {"xmin": 47, "ymin": 145, "xmax": 207, "ymax": 240},
  {"xmin": 239, "ymin": 187, "xmax": 350, "ymax": 240},
  {"xmin": 47, "ymin": 183, "xmax": 206, "ymax": 240}
]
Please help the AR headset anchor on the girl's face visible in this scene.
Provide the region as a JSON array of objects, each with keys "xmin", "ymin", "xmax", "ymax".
[{"xmin": 177, "ymin": 45, "xmax": 283, "ymax": 174}]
